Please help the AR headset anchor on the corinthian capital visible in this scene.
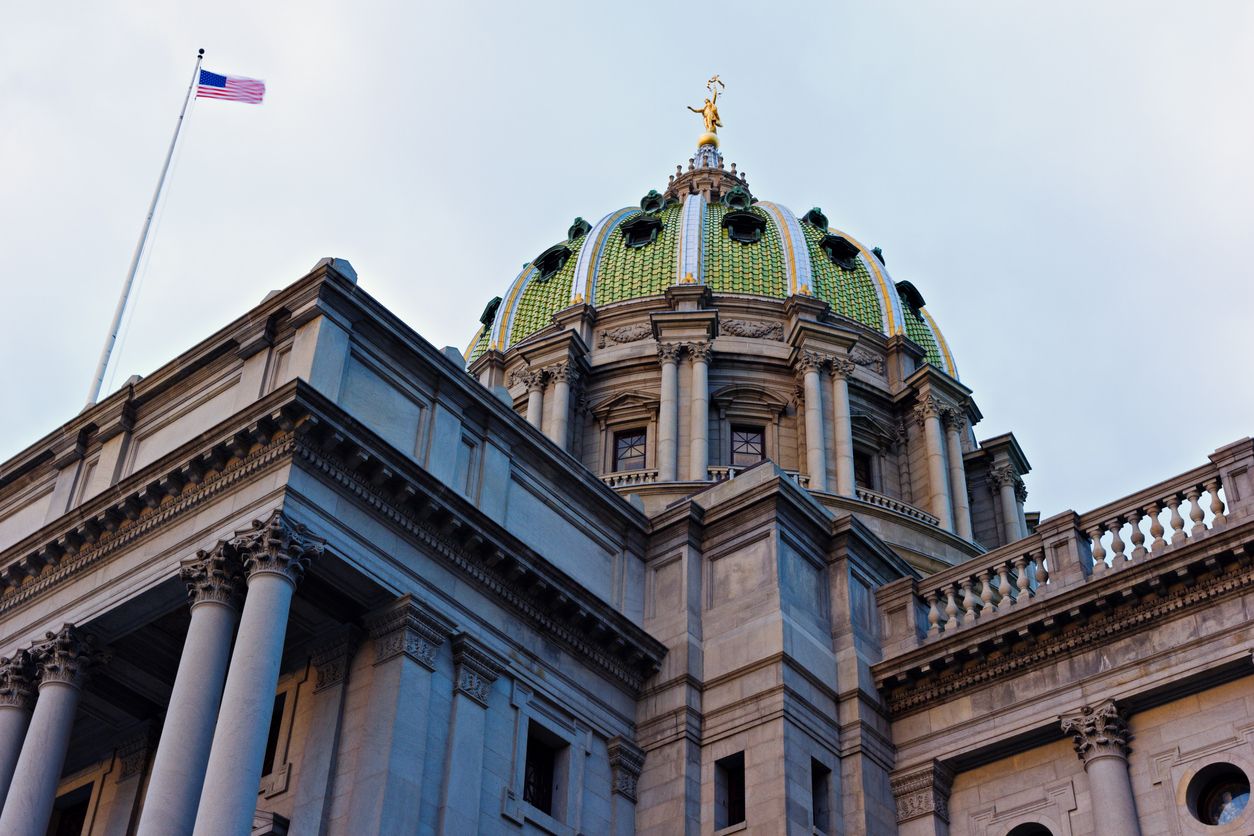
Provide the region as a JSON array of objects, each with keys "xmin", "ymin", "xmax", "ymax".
[
  {"xmin": 988, "ymin": 464, "xmax": 1017, "ymax": 489},
  {"xmin": 33, "ymin": 625, "xmax": 106, "ymax": 690},
  {"xmin": 657, "ymin": 342, "xmax": 682, "ymax": 364},
  {"xmin": 452, "ymin": 634, "xmax": 504, "ymax": 707},
  {"xmin": 0, "ymin": 650, "xmax": 37, "ymax": 710},
  {"xmin": 230, "ymin": 510, "xmax": 324, "ymax": 587},
  {"xmin": 1014, "ymin": 479, "xmax": 1029, "ymax": 503},
  {"xmin": 548, "ymin": 362, "xmax": 580, "ymax": 387},
  {"xmin": 912, "ymin": 395, "xmax": 944, "ymax": 425},
  {"xmin": 687, "ymin": 341, "xmax": 712, "ymax": 363},
  {"xmin": 828, "ymin": 357, "xmax": 855, "ymax": 379},
  {"xmin": 1061, "ymin": 699, "xmax": 1131, "ymax": 764},
  {"xmin": 940, "ymin": 405, "xmax": 966, "ymax": 433},
  {"xmin": 365, "ymin": 595, "xmax": 455, "ymax": 671},
  {"xmin": 179, "ymin": 547, "xmax": 246, "ymax": 610},
  {"xmin": 794, "ymin": 350, "xmax": 828, "ymax": 375}
]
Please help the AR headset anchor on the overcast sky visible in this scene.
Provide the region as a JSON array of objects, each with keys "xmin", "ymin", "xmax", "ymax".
[{"xmin": 3, "ymin": 1, "xmax": 1251, "ymax": 519}]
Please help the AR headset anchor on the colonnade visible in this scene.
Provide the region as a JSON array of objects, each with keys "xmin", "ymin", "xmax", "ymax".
[
  {"xmin": 913, "ymin": 396, "xmax": 976, "ymax": 539},
  {"xmin": 521, "ymin": 362, "xmax": 582, "ymax": 451}
]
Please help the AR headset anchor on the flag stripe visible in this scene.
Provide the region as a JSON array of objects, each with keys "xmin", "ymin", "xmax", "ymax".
[{"xmin": 196, "ymin": 69, "xmax": 266, "ymax": 104}]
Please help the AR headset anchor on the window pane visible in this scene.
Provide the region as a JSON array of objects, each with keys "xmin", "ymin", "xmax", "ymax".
[
  {"xmin": 731, "ymin": 426, "xmax": 765, "ymax": 467},
  {"xmin": 614, "ymin": 430, "xmax": 646, "ymax": 472}
]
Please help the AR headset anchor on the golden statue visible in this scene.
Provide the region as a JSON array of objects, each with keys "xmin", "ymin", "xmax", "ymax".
[{"xmin": 688, "ymin": 75, "xmax": 724, "ymax": 146}]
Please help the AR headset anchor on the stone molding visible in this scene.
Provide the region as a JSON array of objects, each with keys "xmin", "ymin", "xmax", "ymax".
[
  {"xmin": 0, "ymin": 649, "xmax": 36, "ymax": 710},
  {"xmin": 33, "ymin": 624, "xmax": 106, "ymax": 690},
  {"xmin": 1061, "ymin": 699, "xmax": 1131, "ymax": 764},
  {"xmin": 719, "ymin": 318, "xmax": 783, "ymax": 341},
  {"xmin": 309, "ymin": 625, "xmax": 363, "ymax": 692},
  {"xmin": 607, "ymin": 736, "xmax": 646, "ymax": 802},
  {"xmin": 231, "ymin": 510, "xmax": 324, "ymax": 587},
  {"xmin": 890, "ymin": 760, "xmax": 954, "ymax": 824},
  {"xmin": 912, "ymin": 395, "xmax": 945, "ymax": 425},
  {"xmin": 597, "ymin": 323, "xmax": 653, "ymax": 348},
  {"xmin": 452, "ymin": 634, "xmax": 504, "ymax": 707},
  {"xmin": 178, "ymin": 547, "xmax": 246, "ymax": 610},
  {"xmin": 365, "ymin": 595, "xmax": 455, "ymax": 672}
]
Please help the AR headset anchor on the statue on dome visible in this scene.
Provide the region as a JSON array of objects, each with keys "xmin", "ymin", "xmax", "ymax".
[{"xmin": 688, "ymin": 75, "xmax": 724, "ymax": 146}]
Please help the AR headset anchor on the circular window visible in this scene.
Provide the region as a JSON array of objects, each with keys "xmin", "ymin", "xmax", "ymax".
[{"xmin": 1188, "ymin": 763, "xmax": 1251, "ymax": 826}]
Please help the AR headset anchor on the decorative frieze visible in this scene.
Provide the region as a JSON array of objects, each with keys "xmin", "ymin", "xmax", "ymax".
[
  {"xmin": 178, "ymin": 547, "xmax": 246, "ymax": 610},
  {"xmin": 365, "ymin": 595, "xmax": 455, "ymax": 672},
  {"xmin": 597, "ymin": 323, "xmax": 653, "ymax": 348},
  {"xmin": 719, "ymin": 318, "xmax": 784, "ymax": 341},
  {"xmin": 1061, "ymin": 699, "xmax": 1131, "ymax": 764},
  {"xmin": 32, "ymin": 624, "xmax": 106, "ymax": 690},
  {"xmin": 607, "ymin": 736, "xmax": 646, "ymax": 802},
  {"xmin": 890, "ymin": 760, "xmax": 954, "ymax": 824},
  {"xmin": 230, "ymin": 510, "xmax": 324, "ymax": 586},
  {"xmin": 850, "ymin": 347, "xmax": 885, "ymax": 374},
  {"xmin": 0, "ymin": 650, "xmax": 36, "ymax": 710},
  {"xmin": 452, "ymin": 634, "xmax": 504, "ymax": 707}
]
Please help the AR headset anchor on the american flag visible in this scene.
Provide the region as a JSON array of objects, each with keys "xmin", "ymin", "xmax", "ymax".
[{"xmin": 196, "ymin": 69, "xmax": 265, "ymax": 104}]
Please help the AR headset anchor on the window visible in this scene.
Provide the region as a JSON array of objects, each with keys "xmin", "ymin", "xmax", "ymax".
[
  {"xmin": 621, "ymin": 214, "xmax": 664, "ymax": 248},
  {"xmin": 1006, "ymin": 825, "xmax": 1052, "ymax": 836},
  {"xmin": 811, "ymin": 759, "xmax": 831, "ymax": 834},
  {"xmin": 715, "ymin": 752, "xmax": 746, "ymax": 829},
  {"xmin": 613, "ymin": 429, "xmax": 646, "ymax": 472},
  {"xmin": 523, "ymin": 721, "xmax": 568, "ymax": 818},
  {"xmin": 730, "ymin": 426, "xmax": 765, "ymax": 467},
  {"xmin": 263, "ymin": 692, "xmax": 287, "ymax": 777},
  {"xmin": 1187, "ymin": 762, "xmax": 1250, "ymax": 826},
  {"xmin": 853, "ymin": 449, "xmax": 874, "ymax": 490},
  {"xmin": 48, "ymin": 784, "xmax": 92, "ymax": 836}
]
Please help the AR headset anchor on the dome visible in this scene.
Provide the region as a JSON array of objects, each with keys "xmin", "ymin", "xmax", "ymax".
[{"xmin": 465, "ymin": 142, "xmax": 958, "ymax": 379}]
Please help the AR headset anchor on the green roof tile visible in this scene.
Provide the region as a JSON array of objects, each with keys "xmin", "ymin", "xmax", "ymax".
[
  {"xmin": 594, "ymin": 205, "xmax": 683, "ymax": 306},
  {"xmin": 508, "ymin": 233, "xmax": 589, "ymax": 347},
  {"xmin": 703, "ymin": 203, "xmax": 787, "ymax": 297},
  {"xmin": 800, "ymin": 224, "xmax": 884, "ymax": 332}
]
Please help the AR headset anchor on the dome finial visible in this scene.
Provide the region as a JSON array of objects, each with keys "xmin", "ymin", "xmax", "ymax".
[{"xmin": 687, "ymin": 75, "xmax": 724, "ymax": 148}]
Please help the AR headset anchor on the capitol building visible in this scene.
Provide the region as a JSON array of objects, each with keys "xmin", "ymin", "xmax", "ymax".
[{"xmin": 0, "ymin": 90, "xmax": 1250, "ymax": 836}]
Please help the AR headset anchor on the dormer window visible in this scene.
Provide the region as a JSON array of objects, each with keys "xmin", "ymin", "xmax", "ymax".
[
  {"xmin": 819, "ymin": 234, "xmax": 860, "ymax": 270},
  {"xmin": 621, "ymin": 214, "xmax": 664, "ymax": 248},
  {"xmin": 722, "ymin": 210, "xmax": 766, "ymax": 244},
  {"xmin": 802, "ymin": 207, "xmax": 829, "ymax": 230},
  {"xmin": 532, "ymin": 244, "xmax": 572, "ymax": 282},
  {"xmin": 895, "ymin": 280, "xmax": 926, "ymax": 312}
]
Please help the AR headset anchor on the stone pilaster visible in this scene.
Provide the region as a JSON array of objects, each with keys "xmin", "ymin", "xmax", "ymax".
[
  {"xmin": 890, "ymin": 760, "xmax": 954, "ymax": 836},
  {"xmin": 438, "ymin": 635, "xmax": 505, "ymax": 835},
  {"xmin": 608, "ymin": 736, "xmax": 645, "ymax": 836},
  {"xmin": 1060, "ymin": 700, "xmax": 1141, "ymax": 836}
]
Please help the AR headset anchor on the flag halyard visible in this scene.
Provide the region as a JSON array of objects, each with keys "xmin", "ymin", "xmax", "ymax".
[{"xmin": 196, "ymin": 69, "xmax": 265, "ymax": 104}]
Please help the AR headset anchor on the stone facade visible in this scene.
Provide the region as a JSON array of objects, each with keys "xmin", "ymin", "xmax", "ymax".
[{"xmin": 0, "ymin": 161, "xmax": 1251, "ymax": 835}]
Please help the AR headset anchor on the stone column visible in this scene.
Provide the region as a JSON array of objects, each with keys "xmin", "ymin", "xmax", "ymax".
[
  {"xmin": 890, "ymin": 760, "xmax": 954, "ymax": 836},
  {"xmin": 347, "ymin": 596, "xmax": 455, "ymax": 835},
  {"xmin": 608, "ymin": 736, "xmax": 645, "ymax": 836},
  {"xmin": 547, "ymin": 364, "xmax": 577, "ymax": 451},
  {"xmin": 192, "ymin": 512, "xmax": 323, "ymax": 836},
  {"xmin": 689, "ymin": 342, "xmax": 711, "ymax": 481},
  {"xmin": 830, "ymin": 358, "xmax": 856, "ymax": 496},
  {"xmin": 941, "ymin": 407, "xmax": 973, "ymax": 540},
  {"xmin": 990, "ymin": 465, "xmax": 1022, "ymax": 544},
  {"xmin": 137, "ymin": 548, "xmax": 246, "ymax": 836},
  {"xmin": 1016, "ymin": 480, "xmax": 1030, "ymax": 538},
  {"xmin": 1061, "ymin": 700, "xmax": 1141, "ymax": 836},
  {"xmin": 798, "ymin": 352, "xmax": 828, "ymax": 492},
  {"xmin": 0, "ymin": 626, "xmax": 103, "ymax": 836},
  {"xmin": 436, "ymin": 635, "xmax": 504, "ymax": 835},
  {"xmin": 0, "ymin": 650, "xmax": 36, "ymax": 806},
  {"xmin": 289, "ymin": 625, "xmax": 362, "ymax": 836},
  {"xmin": 525, "ymin": 369, "xmax": 546, "ymax": 430},
  {"xmin": 657, "ymin": 344, "xmax": 681, "ymax": 481},
  {"xmin": 914, "ymin": 396, "xmax": 954, "ymax": 531}
]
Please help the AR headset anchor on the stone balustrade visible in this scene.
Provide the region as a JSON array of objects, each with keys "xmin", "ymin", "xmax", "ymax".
[
  {"xmin": 600, "ymin": 469, "xmax": 660, "ymax": 488},
  {"xmin": 855, "ymin": 488, "xmax": 941, "ymax": 527},
  {"xmin": 920, "ymin": 538, "xmax": 1048, "ymax": 638}
]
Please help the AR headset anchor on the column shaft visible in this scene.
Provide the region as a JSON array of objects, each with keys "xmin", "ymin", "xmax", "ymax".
[
  {"xmin": 1000, "ymin": 481, "xmax": 1020, "ymax": 544},
  {"xmin": 831, "ymin": 365, "xmax": 855, "ymax": 496},
  {"xmin": 921, "ymin": 411, "xmax": 954, "ymax": 531},
  {"xmin": 547, "ymin": 366, "xmax": 575, "ymax": 450},
  {"xmin": 689, "ymin": 349, "xmax": 709, "ymax": 480},
  {"xmin": 0, "ymin": 706, "xmax": 31, "ymax": 805},
  {"xmin": 657, "ymin": 348, "xmax": 679, "ymax": 481},
  {"xmin": 436, "ymin": 636, "xmax": 502, "ymax": 836},
  {"xmin": 803, "ymin": 367, "xmax": 828, "ymax": 492},
  {"xmin": 1086, "ymin": 755, "xmax": 1141, "ymax": 836},
  {"xmin": 193, "ymin": 573, "xmax": 295, "ymax": 836},
  {"xmin": 943, "ymin": 424, "xmax": 972, "ymax": 540},
  {"xmin": 525, "ymin": 383, "xmax": 544, "ymax": 429},
  {"xmin": 0, "ymin": 683, "xmax": 81, "ymax": 836},
  {"xmin": 138, "ymin": 601, "xmax": 239, "ymax": 836}
]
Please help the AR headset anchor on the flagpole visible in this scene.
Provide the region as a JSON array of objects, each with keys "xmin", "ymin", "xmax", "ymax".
[{"xmin": 85, "ymin": 48, "xmax": 205, "ymax": 407}]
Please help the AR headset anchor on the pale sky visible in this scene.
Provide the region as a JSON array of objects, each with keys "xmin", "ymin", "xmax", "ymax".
[{"xmin": 3, "ymin": 1, "xmax": 1252, "ymax": 519}]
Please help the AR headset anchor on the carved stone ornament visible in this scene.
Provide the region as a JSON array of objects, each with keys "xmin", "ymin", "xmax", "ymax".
[
  {"xmin": 890, "ymin": 761, "xmax": 954, "ymax": 824},
  {"xmin": 988, "ymin": 464, "xmax": 1018, "ymax": 489},
  {"xmin": 719, "ymin": 318, "xmax": 784, "ymax": 341},
  {"xmin": 366, "ymin": 595, "xmax": 455, "ymax": 672},
  {"xmin": 178, "ymin": 547, "xmax": 246, "ymax": 610},
  {"xmin": 794, "ymin": 349, "xmax": 829, "ymax": 375},
  {"xmin": 117, "ymin": 724, "xmax": 158, "ymax": 780},
  {"xmin": 230, "ymin": 510, "xmax": 324, "ymax": 587},
  {"xmin": 687, "ymin": 341, "xmax": 712, "ymax": 363},
  {"xmin": 657, "ymin": 342, "xmax": 683, "ymax": 364},
  {"xmin": 452, "ymin": 634, "xmax": 504, "ymax": 707},
  {"xmin": 607, "ymin": 735, "xmax": 646, "ymax": 802},
  {"xmin": 309, "ymin": 625, "xmax": 362, "ymax": 692},
  {"xmin": 940, "ymin": 404, "xmax": 967, "ymax": 433},
  {"xmin": 548, "ymin": 362, "xmax": 580, "ymax": 387},
  {"xmin": 0, "ymin": 649, "xmax": 37, "ymax": 710},
  {"xmin": 598, "ymin": 323, "xmax": 653, "ymax": 348},
  {"xmin": 912, "ymin": 394, "xmax": 944, "ymax": 425},
  {"xmin": 850, "ymin": 348, "xmax": 885, "ymax": 374},
  {"xmin": 33, "ymin": 624, "xmax": 106, "ymax": 690},
  {"xmin": 828, "ymin": 357, "xmax": 856, "ymax": 379},
  {"xmin": 1061, "ymin": 699, "xmax": 1131, "ymax": 764},
  {"xmin": 1015, "ymin": 479, "xmax": 1029, "ymax": 503}
]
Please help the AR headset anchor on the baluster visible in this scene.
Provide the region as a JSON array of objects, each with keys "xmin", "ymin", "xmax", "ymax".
[
  {"xmin": 960, "ymin": 578, "xmax": 979, "ymax": 625},
  {"xmin": 943, "ymin": 584, "xmax": 960, "ymax": 631},
  {"xmin": 1205, "ymin": 478, "xmax": 1227, "ymax": 528},
  {"xmin": 926, "ymin": 590, "xmax": 941, "ymax": 637},
  {"xmin": 1166, "ymin": 493, "xmax": 1187, "ymax": 544},
  {"xmin": 1128, "ymin": 508, "xmax": 1146, "ymax": 561},
  {"xmin": 978, "ymin": 569, "xmax": 995, "ymax": 613},
  {"xmin": 1186, "ymin": 485, "xmax": 1206, "ymax": 536},
  {"xmin": 1107, "ymin": 519, "xmax": 1126, "ymax": 569},
  {"xmin": 1088, "ymin": 525, "xmax": 1107, "ymax": 574},
  {"xmin": 1034, "ymin": 551, "xmax": 1049, "ymax": 586},
  {"xmin": 995, "ymin": 562, "xmax": 1013, "ymax": 612},
  {"xmin": 1013, "ymin": 555, "xmax": 1031, "ymax": 603},
  {"xmin": 1146, "ymin": 501, "xmax": 1166, "ymax": 552}
]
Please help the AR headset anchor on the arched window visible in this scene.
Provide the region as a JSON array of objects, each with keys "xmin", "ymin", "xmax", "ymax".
[{"xmin": 1006, "ymin": 824, "xmax": 1052, "ymax": 836}]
